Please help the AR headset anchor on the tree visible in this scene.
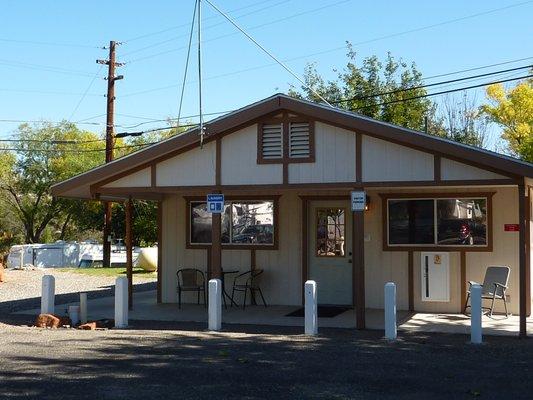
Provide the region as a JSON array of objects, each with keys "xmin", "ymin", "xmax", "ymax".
[
  {"xmin": 429, "ymin": 93, "xmax": 488, "ymax": 148},
  {"xmin": 288, "ymin": 44, "xmax": 433, "ymax": 131},
  {"xmin": 0, "ymin": 122, "xmax": 104, "ymax": 243},
  {"xmin": 481, "ymin": 78, "xmax": 533, "ymax": 161}
]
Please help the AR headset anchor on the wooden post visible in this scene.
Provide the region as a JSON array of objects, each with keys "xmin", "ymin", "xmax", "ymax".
[
  {"xmin": 211, "ymin": 212, "xmax": 222, "ymax": 279},
  {"xmin": 519, "ymin": 183, "xmax": 527, "ymax": 337},
  {"xmin": 353, "ymin": 207, "xmax": 365, "ymax": 329},
  {"xmin": 460, "ymin": 251, "xmax": 466, "ymax": 310},
  {"xmin": 125, "ymin": 197, "xmax": 133, "ymax": 310},
  {"xmin": 157, "ymin": 200, "xmax": 163, "ymax": 304},
  {"xmin": 408, "ymin": 251, "xmax": 414, "ymax": 311}
]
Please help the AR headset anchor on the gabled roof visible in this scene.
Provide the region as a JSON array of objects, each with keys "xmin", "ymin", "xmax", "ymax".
[{"xmin": 51, "ymin": 93, "xmax": 533, "ymax": 199}]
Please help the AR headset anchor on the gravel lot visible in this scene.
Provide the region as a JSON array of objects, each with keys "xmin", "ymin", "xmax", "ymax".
[
  {"xmin": 0, "ymin": 268, "xmax": 156, "ymax": 316},
  {"xmin": 0, "ymin": 323, "xmax": 532, "ymax": 400}
]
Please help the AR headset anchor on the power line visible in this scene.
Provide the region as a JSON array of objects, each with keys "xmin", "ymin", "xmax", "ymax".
[
  {"xmin": 352, "ymin": 74, "xmax": 533, "ymax": 111},
  {"xmin": 0, "ymin": 37, "xmax": 99, "ymax": 49},
  {"xmin": 0, "ymin": 142, "xmax": 154, "ymax": 153},
  {"xmin": 0, "ymin": 58, "xmax": 100, "ymax": 78},
  {"xmin": 204, "ymin": 0, "xmax": 332, "ymax": 106},
  {"xmin": 331, "ymin": 64, "xmax": 532, "ymax": 104},
  {"xmin": 125, "ymin": 0, "xmax": 353, "ymax": 64},
  {"xmin": 68, "ymin": 65, "xmax": 105, "ymax": 121},
  {"xmin": 123, "ymin": 0, "xmax": 284, "ymax": 43}
]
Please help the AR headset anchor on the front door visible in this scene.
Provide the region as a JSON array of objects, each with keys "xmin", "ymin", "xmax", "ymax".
[{"xmin": 308, "ymin": 200, "xmax": 352, "ymax": 305}]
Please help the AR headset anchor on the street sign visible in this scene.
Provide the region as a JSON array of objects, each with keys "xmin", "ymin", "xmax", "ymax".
[
  {"xmin": 351, "ymin": 191, "xmax": 366, "ymax": 212},
  {"xmin": 207, "ymin": 194, "xmax": 224, "ymax": 213},
  {"xmin": 504, "ymin": 224, "xmax": 520, "ymax": 232}
]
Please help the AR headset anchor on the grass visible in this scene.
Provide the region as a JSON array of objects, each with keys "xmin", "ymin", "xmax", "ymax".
[{"xmin": 59, "ymin": 267, "xmax": 157, "ymax": 278}]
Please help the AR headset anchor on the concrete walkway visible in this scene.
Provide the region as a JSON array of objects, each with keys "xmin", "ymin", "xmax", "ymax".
[{"xmin": 16, "ymin": 290, "xmax": 533, "ymax": 336}]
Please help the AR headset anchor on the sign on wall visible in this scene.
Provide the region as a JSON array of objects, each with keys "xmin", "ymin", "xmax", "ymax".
[
  {"xmin": 207, "ymin": 194, "xmax": 224, "ymax": 213},
  {"xmin": 351, "ymin": 191, "xmax": 366, "ymax": 212},
  {"xmin": 504, "ymin": 224, "xmax": 520, "ymax": 232}
]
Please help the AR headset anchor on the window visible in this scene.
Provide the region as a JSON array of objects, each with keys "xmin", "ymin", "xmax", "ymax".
[
  {"xmin": 436, "ymin": 199, "xmax": 487, "ymax": 245},
  {"xmin": 189, "ymin": 200, "xmax": 275, "ymax": 246},
  {"xmin": 386, "ymin": 196, "xmax": 489, "ymax": 248},
  {"xmin": 316, "ymin": 208, "xmax": 346, "ymax": 257},
  {"xmin": 388, "ymin": 200, "xmax": 434, "ymax": 245}
]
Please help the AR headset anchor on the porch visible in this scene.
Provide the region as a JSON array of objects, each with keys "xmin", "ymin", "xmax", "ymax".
[{"xmin": 16, "ymin": 290, "xmax": 533, "ymax": 336}]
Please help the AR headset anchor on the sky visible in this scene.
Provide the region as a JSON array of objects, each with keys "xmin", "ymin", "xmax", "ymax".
[{"xmin": 0, "ymin": 0, "xmax": 532, "ymax": 149}]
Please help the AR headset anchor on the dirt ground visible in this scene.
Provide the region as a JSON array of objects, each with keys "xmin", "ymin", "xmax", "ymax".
[{"xmin": 0, "ymin": 321, "xmax": 532, "ymax": 400}]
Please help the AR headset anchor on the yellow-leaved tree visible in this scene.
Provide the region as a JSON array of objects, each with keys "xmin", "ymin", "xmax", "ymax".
[{"xmin": 481, "ymin": 77, "xmax": 533, "ymax": 161}]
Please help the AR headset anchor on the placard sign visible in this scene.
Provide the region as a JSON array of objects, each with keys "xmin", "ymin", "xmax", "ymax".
[
  {"xmin": 504, "ymin": 224, "xmax": 520, "ymax": 232},
  {"xmin": 207, "ymin": 194, "xmax": 224, "ymax": 213},
  {"xmin": 351, "ymin": 191, "xmax": 366, "ymax": 212}
]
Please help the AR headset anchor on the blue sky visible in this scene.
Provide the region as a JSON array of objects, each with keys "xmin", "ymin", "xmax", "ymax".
[{"xmin": 0, "ymin": 0, "xmax": 531, "ymax": 148}]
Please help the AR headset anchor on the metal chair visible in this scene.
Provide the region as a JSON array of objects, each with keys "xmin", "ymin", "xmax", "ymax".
[
  {"xmin": 230, "ymin": 269, "xmax": 267, "ymax": 310},
  {"xmin": 177, "ymin": 268, "xmax": 206, "ymax": 309},
  {"xmin": 463, "ymin": 266, "xmax": 510, "ymax": 318}
]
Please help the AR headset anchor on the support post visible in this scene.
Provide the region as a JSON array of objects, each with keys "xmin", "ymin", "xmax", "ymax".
[
  {"xmin": 353, "ymin": 207, "xmax": 365, "ymax": 329},
  {"xmin": 519, "ymin": 183, "xmax": 528, "ymax": 337},
  {"xmin": 208, "ymin": 278, "xmax": 222, "ymax": 331},
  {"xmin": 305, "ymin": 280, "xmax": 318, "ymax": 336},
  {"xmin": 125, "ymin": 197, "xmax": 133, "ymax": 310},
  {"xmin": 384, "ymin": 282, "xmax": 397, "ymax": 340},
  {"xmin": 115, "ymin": 276, "xmax": 128, "ymax": 328},
  {"xmin": 210, "ymin": 212, "xmax": 222, "ymax": 279},
  {"xmin": 41, "ymin": 275, "xmax": 55, "ymax": 315},
  {"xmin": 79, "ymin": 292, "xmax": 88, "ymax": 324},
  {"xmin": 470, "ymin": 284, "xmax": 482, "ymax": 344},
  {"xmin": 157, "ymin": 200, "xmax": 163, "ymax": 304}
]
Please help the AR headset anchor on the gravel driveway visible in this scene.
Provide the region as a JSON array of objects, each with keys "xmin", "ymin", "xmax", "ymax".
[
  {"xmin": 0, "ymin": 268, "xmax": 156, "ymax": 317},
  {"xmin": 0, "ymin": 324, "xmax": 532, "ymax": 400}
]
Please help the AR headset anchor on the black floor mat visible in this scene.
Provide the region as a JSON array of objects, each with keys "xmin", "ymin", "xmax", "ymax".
[{"xmin": 285, "ymin": 306, "xmax": 352, "ymax": 318}]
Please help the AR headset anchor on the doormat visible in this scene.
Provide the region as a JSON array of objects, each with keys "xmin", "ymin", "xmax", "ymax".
[{"xmin": 285, "ymin": 306, "xmax": 352, "ymax": 318}]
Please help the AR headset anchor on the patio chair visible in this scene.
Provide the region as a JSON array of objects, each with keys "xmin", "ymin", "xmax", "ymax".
[
  {"xmin": 463, "ymin": 266, "xmax": 510, "ymax": 318},
  {"xmin": 230, "ymin": 269, "xmax": 267, "ymax": 310},
  {"xmin": 177, "ymin": 268, "xmax": 206, "ymax": 309}
]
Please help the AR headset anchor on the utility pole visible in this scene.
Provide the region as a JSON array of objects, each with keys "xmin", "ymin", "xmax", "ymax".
[{"xmin": 97, "ymin": 40, "xmax": 123, "ymax": 268}]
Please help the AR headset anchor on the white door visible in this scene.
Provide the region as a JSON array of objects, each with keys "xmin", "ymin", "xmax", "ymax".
[{"xmin": 308, "ymin": 200, "xmax": 353, "ymax": 305}]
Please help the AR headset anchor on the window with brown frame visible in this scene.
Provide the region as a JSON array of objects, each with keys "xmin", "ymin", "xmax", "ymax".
[
  {"xmin": 257, "ymin": 113, "xmax": 315, "ymax": 164},
  {"xmin": 385, "ymin": 196, "xmax": 490, "ymax": 249},
  {"xmin": 189, "ymin": 200, "xmax": 275, "ymax": 247},
  {"xmin": 316, "ymin": 208, "xmax": 346, "ymax": 257}
]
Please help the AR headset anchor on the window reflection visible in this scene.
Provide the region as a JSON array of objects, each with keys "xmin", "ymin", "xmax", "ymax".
[
  {"xmin": 437, "ymin": 199, "xmax": 487, "ymax": 245},
  {"xmin": 316, "ymin": 208, "xmax": 345, "ymax": 257}
]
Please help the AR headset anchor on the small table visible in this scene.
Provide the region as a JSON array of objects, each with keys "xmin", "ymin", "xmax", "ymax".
[{"xmin": 221, "ymin": 269, "xmax": 239, "ymax": 308}]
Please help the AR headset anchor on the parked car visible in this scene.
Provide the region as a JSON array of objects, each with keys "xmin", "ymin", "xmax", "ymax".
[{"xmin": 232, "ymin": 224, "xmax": 273, "ymax": 244}]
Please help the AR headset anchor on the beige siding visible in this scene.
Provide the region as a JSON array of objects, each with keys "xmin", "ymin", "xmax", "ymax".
[
  {"xmin": 161, "ymin": 193, "xmax": 302, "ymax": 305},
  {"xmin": 362, "ymin": 135, "xmax": 434, "ymax": 182},
  {"xmin": 289, "ymin": 122, "xmax": 356, "ymax": 184},
  {"xmin": 156, "ymin": 141, "xmax": 216, "ymax": 187},
  {"xmin": 441, "ymin": 158, "xmax": 507, "ymax": 181},
  {"xmin": 161, "ymin": 186, "xmax": 521, "ymax": 314},
  {"xmin": 365, "ymin": 186, "xmax": 520, "ymax": 314},
  {"xmin": 221, "ymin": 125, "xmax": 283, "ymax": 185},
  {"xmin": 103, "ymin": 167, "xmax": 151, "ymax": 188}
]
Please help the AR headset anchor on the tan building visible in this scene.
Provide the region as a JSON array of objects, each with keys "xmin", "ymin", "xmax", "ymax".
[{"xmin": 52, "ymin": 94, "xmax": 533, "ymax": 336}]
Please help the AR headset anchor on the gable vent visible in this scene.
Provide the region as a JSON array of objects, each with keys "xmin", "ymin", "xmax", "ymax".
[
  {"xmin": 261, "ymin": 123, "xmax": 283, "ymax": 159},
  {"xmin": 289, "ymin": 122, "xmax": 310, "ymax": 158}
]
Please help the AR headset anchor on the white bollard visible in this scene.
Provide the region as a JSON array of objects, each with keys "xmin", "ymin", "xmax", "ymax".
[
  {"xmin": 41, "ymin": 275, "xmax": 55, "ymax": 315},
  {"xmin": 79, "ymin": 292, "xmax": 88, "ymax": 324},
  {"xmin": 305, "ymin": 280, "xmax": 318, "ymax": 335},
  {"xmin": 470, "ymin": 284, "xmax": 482, "ymax": 344},
  {"xmin": 115, "ymin": 277, "xmax": 129, "ymax": 328},
  {"xmin": 384, "ymin": 282, "xmax": 397, "ymax": 340},
  {"xmin": 208, "ymin": 279, "xmax": 222, "ymax": 331}
]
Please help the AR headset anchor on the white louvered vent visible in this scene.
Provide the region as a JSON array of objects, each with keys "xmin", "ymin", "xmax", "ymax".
[
  {"xmin": 289, "ymin": 122, "xmax": 310, "ymax": 158},
  {"xmin": 261, "ymin": 123, "xmax": 283, "ymax": 159}
]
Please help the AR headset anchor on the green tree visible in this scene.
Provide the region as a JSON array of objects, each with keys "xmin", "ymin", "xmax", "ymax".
[
  {"xmin": 0, "ymin": 122, "xmax": 104, "ymax": 243},
  {"xmin": 481, "ymin": 78, "xmax": 533, "ymax": 161},
  {"xmin": 288, "ymin": 44, "xmax": 433, "ymax": 131}
]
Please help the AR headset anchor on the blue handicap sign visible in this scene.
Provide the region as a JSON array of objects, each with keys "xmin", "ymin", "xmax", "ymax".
[{"xmin": 207, "ymin": 194, "xmax": 224, "ymax": 213}]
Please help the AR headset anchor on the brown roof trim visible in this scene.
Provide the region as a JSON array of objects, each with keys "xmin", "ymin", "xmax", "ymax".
[{"xmin": 51, "ymin": 93, "xmax": 533, "ymax": 198}]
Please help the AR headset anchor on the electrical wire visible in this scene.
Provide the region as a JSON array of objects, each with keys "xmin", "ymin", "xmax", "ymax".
[
  {"xmin": 0, "ymin": 37, "xmax": 99, "ymax": 49},
  {"xmin": 177, "ymin": 0, "xmax": 198, "ymax": 127},
  {"xmin": 68, "ymin": 65, "xmax": 104, "ymax": 121},
  {"xmin": 204, "ymin": 0, "xmax": 332, "ymax": 106}
]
